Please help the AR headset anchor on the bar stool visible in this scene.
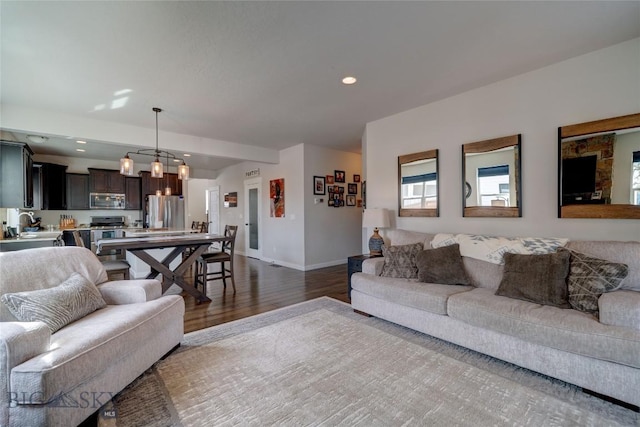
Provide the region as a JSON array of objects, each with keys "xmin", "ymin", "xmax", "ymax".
[{"xmin": 194, "ymin": 225, "xmax": 237, "ymax": 296}]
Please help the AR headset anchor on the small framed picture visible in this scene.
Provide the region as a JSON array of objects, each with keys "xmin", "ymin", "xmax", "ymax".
[
  {"xmin": 333, "ymin": 185, "xmax": 340, "ymax": 193},
  {"xmin": 348, "ymin": 183, "xmax": 357, "ymax": 194},
  {"xmin": 338, "ymin": 186, "xmax": 344, "ymax": 194},
  {"xmin": 353, "ymin": 174, "xmax": 361, "ymax": 183},
  {"xmin": 326, "ymin": 175, "xmax": 334, "ymax": 185},
  {"xmin": 346, "ymin": 195, "xmax": 356, "ymax": 206},
  {"xmin": 592, "ymin": 190, "xmax": 602, "ymax": 200},
  {"xmin": 334, "ymin": 170, "xmax": 345, "ymax": 183},
  {"xmin": 357, "ymin": 199, "xmax": 362, "ymax": 207},
  {"xmin": 313, "ymin": 176, "xmax": 326, "ymax": 195},
  {"xmin": 328, "ymin": 199, "xmax": 335, "ymax": 206}
]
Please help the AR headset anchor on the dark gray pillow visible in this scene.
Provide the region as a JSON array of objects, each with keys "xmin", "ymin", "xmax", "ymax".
[
  {"xmin": 415, "ymin": 244, "xmax": 471, "ymax": 285},
  {"xmin": 496, "ymin": 251, "xmax": 571, "ymax": 308},
  {"xmin": 380, "ymin": 243, "xmax": 423, "ymax": 279},
  {"xmin": 557, "ymin": 248, "xmax": 628, "ymax": 316},
  {"xmin": 1, "ymin": 272, "xmax": 107, "ymax": 333}
]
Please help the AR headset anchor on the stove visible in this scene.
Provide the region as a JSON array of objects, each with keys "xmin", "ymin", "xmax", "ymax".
[
  {"xmin": 89, "ymin": 216, "xmax": 126, "ymax": 259},
  {"xmin": 90, "ymin": 216, "xmax": 125, "ymax": 228}
]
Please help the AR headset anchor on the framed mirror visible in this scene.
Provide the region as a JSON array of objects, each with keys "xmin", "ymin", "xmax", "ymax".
[
  {"xmin": 398, "ymin": 149, "xmax": 439, "ymax": 217},
  {"xmin": 462, "ymin": 134, "xmax": 522, "ymax": 217},
  {"xmin": 558, "ymin": 113, "xmax": 640, "ymax": 219}
]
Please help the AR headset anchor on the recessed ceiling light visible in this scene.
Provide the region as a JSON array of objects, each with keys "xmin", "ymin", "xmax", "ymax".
[
  {"xmin": 76, "ymin": 140, "xmax": 87, "ymax": 144},
  {"xmin": 183, "ymin": 153, "xmax": 191, "ymax": 157},
  {"xmin": 27, "ymin": 135, "xmax": 48, "ymax": 144},
  {"xmin": 173, "ymin": 159, "xmax": 180, "ymax": 163},
  {"xmin": 76, "ymin": 148, "xmax": 85, "ymax": 152},
  {"xmin": 342, "ymin": 76, "xmax": 357, "ymax": 85}
]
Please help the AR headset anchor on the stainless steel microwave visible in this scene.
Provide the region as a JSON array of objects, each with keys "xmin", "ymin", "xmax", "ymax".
[{"xmin": 89, "ymin": 193, "xmax": 125, "ymax": 210}]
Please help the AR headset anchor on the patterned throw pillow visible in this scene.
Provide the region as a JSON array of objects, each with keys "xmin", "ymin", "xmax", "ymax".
[
  {"xmin": 415, "ymin": 244, "xmax": 471, "ymax": 285},
  {"xmin": 557, "ymin": 248, "xmax": 629, "ymax": 316},
  {"xmin": 380, "ymin": 243, "xmax": 424, "ymax": 279},
  {"xmin": 1, "ymin": 272, "xmax": 107, "ymax": 333}
]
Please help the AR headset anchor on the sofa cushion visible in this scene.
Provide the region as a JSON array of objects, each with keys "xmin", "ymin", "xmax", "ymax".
[
  {"xmin": 387, "ymin": 229, "xmax": 434, "ymax": 248},
  {"xmin": 415, "ymin": 244, "xmax": 471, "ymax": 286},
  {"xmin": 1, "ymin": 273, "xmax": 107, "ymax": 333},
  {"xmin": 558, "ymin": 248, "xmax": 628, "ymax": 316},
  {"xmin": 462, "ymin": 257, "xmax": 504, "ymax": 290},
  {"xmin": 495, "ymin": 252, "xmax": 571, "ymax": 308},
  {"xmin": 448, "ymin": 288, "xmax": 640, "ymax": 368},
  {"xmin": 380, "ymin": 243, "xmax": 423, "ymax": 279},
  {"xmin": 599, "ymin": 290, "xmax": 640, "ymax": 330},
  {"xmin": 565, "ymin": 241, "xmax": 639, "ymax": 291},
  {"xmin": 10, "ymin": 295, "xmax": 184, "ymax": 404},
  {"xmin": 351, "ymin": 273, "xmax": 473, "ymax": 315}
]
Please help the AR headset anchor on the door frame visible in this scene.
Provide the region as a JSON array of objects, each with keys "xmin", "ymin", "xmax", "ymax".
[
  {"xmin": 244, "ymin": 177, "xmax": 262, "ymax": 259},
  {"xmin": 206, "ymin": 186, "xmax": 220, "ymax": 235}
]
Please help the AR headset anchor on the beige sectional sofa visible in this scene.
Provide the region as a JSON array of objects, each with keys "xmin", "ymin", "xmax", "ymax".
[
  {"xmin": 0, "ymin": 246, "xmax": 185, "ymax": 427},
  {"xmin": 351, "ymin": 230, "xmax": 640, "ymax": 408}
]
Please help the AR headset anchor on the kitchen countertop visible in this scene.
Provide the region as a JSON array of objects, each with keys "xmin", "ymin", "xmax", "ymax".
[{"xmin": 0, "ymin": 231, "xmax": 62, "ymax": 244}]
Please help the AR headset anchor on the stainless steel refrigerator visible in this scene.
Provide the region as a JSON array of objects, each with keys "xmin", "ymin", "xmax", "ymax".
[{"xmin": 145, "ymin": 195, "xmax": 185, "ymax": 229}]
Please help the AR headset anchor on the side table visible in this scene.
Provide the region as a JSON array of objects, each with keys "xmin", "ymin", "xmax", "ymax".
[{"xmin": 347, "ymin": 254, "xmax": 374, "ymax": 300}]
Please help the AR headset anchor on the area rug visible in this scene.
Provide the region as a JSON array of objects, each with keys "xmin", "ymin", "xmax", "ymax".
[{"xmin": 99, "ymin": 297, "xmax": 638, "ymax": 426}]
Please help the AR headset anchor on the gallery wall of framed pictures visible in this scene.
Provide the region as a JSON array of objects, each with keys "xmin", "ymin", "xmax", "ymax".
[{"xmin": 313, "ymin": 171, "xmax": 362, "ymax": 208}]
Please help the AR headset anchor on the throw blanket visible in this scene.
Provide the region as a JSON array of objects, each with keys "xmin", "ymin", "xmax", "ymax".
[{"xmin": 431, "ymin": 233, "xmax": 568, "ymax": 264}]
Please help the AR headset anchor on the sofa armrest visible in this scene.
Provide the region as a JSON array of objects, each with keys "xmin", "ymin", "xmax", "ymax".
[
  {"xmin": 0, "ymin": 322, "xmax": 50, "ymax": 388},
  {"xmin": 97, "ymin": 279, "xmax": 162, "ymax": 304},
  {"xmin": 363, "ymin": 257, "xmax": 385, "ymax": 276},
  {"xmin": 599, "ymin": 290, "xmax": 640, "ymax": 330}
]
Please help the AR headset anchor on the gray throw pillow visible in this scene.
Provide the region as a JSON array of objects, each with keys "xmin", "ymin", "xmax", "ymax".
[
  {"xmin": 380, "ymin": 243, "xmax": 423, "ymax": 279},
  {"xmin": 1, "ymin": 272, "xmax": 107, "ymax": 333},
  {"xmin": 415, "ymin": 244, "xmax": 471, "ymax": 285},
  {"xmin": 557, "ymin": 248, "xmax": 628, "ymax": 316},
  {"xmin": 496, "ymin": 251, "xmax": 571, "ymax": 308}
]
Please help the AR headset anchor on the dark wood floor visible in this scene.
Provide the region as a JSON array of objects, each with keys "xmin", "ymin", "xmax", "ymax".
[{"xmin": 181, "ymin": 256, "xmax": 350, "ymax": 333}]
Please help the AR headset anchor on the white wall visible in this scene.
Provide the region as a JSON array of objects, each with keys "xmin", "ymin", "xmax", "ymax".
[
  {"xmin": 304, "ymin": 144, "xmax": 362, "ymax": 269},
  {"xmin": 212, "ymin": 143, "xmax": 362, "ymax": 270},
  {"xmin": 364, "ymin": 38, "xmax": 640, "ymax": 242},
  {"xmin": 186, "ymin": 178, "xmax": 216, "ymax": 225}
]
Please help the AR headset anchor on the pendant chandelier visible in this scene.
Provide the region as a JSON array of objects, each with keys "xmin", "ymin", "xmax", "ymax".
[{"xmin": 120, "ymin": 107, "xmax": 190, "ymax": 181}]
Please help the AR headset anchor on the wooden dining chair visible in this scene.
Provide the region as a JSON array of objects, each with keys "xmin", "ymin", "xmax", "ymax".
[
  {"xmin": 194, "ymin": 225, "xmax": 237, "ymax": 296},
  {"xmin": 71, "ymin": 230, "xmax": 130, "ymax": 280}
]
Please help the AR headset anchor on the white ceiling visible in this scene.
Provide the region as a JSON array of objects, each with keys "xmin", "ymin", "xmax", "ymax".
[{"xmin": 2, "ymin": 1, "xmax": 639, "ymax": 171}]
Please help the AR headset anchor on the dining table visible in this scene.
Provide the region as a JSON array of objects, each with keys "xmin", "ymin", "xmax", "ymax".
[{"xmin": 96, "ymin": 232, "xmax": 228, "ymax": 303}]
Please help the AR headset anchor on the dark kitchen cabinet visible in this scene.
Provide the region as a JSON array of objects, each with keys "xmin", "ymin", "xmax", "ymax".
[
  {"xmin": 139, "ymin": 171, "xmax": 182, "ymax": 197},
  {"xmin": 66, "ymin": 173, "xmax": 90, "ymax": 210},
  {"xmin": 89, "ymin": 168, "xmax": 125, "ymax": 193},
  {"xmin": 0, "ymin": 141, "xmax": 34, "ymax": 208},
  {"xmin": 125, "ymin": 176, "xmax": 141, "ymax": 210},
  {"xmin": 39, "ymin": 162, "xmax": 68, "ymax": 210}
]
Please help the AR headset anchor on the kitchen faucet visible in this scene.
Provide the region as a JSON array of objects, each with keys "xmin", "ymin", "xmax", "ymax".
[{"xmin": 16, "ymin": 210, "xmax": 35, "ymax": 237}]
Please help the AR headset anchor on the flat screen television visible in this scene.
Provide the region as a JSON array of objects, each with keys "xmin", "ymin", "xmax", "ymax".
[{"xmin": 562, "ymin": 155, "xmax": 597, "ymax": 195}]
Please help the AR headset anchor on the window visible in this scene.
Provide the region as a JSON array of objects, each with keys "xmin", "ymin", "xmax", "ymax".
[
  {"xmin": 633, "ymin": 151, "xmax": 640, "ymax": 205},
  {"xmin": 477, "ymin": 165, "xmax": 510, "ymax": 206},
  {"xmin": 401, "ymin": 173, "xmax": 437, "ymax": 209}
]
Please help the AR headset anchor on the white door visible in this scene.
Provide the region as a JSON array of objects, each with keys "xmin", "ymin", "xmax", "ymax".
[
  {"xmin": 244, "ymin": 178, "xmax": 261, "ymax": 259},
  {"xmin": 206, "ymin": 186, "xmax": 220, "ymax": 235}
]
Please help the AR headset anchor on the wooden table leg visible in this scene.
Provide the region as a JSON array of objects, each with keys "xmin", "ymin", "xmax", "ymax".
[{"xmin": 129, "ymin": 247, "xmax": 212, "ymax": 303}]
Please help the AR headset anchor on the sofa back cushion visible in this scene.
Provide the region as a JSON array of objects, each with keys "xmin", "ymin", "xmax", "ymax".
[
  {"xmin": 566, "ymin": 241, "xmax": 640, "ymax": 291},
  {"xmin": 0, "ymin": 246, "xmax": 108, "ymax": 322},
  {"xmin": 386, "ymin": 229, "xmax": 435, "ymax": 249}
]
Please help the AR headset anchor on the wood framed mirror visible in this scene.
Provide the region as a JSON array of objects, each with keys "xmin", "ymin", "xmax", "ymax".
[
  {"xmin": 462, "ymin": 134, "xmax": 522, "ymax": 217},
  {"xmin": 558, "ymin": 113, "xmax": 640, "ymax": 219},
  {"xmin": 398, "ymin": 149, "xmax": 438, "ymax": 217}
]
